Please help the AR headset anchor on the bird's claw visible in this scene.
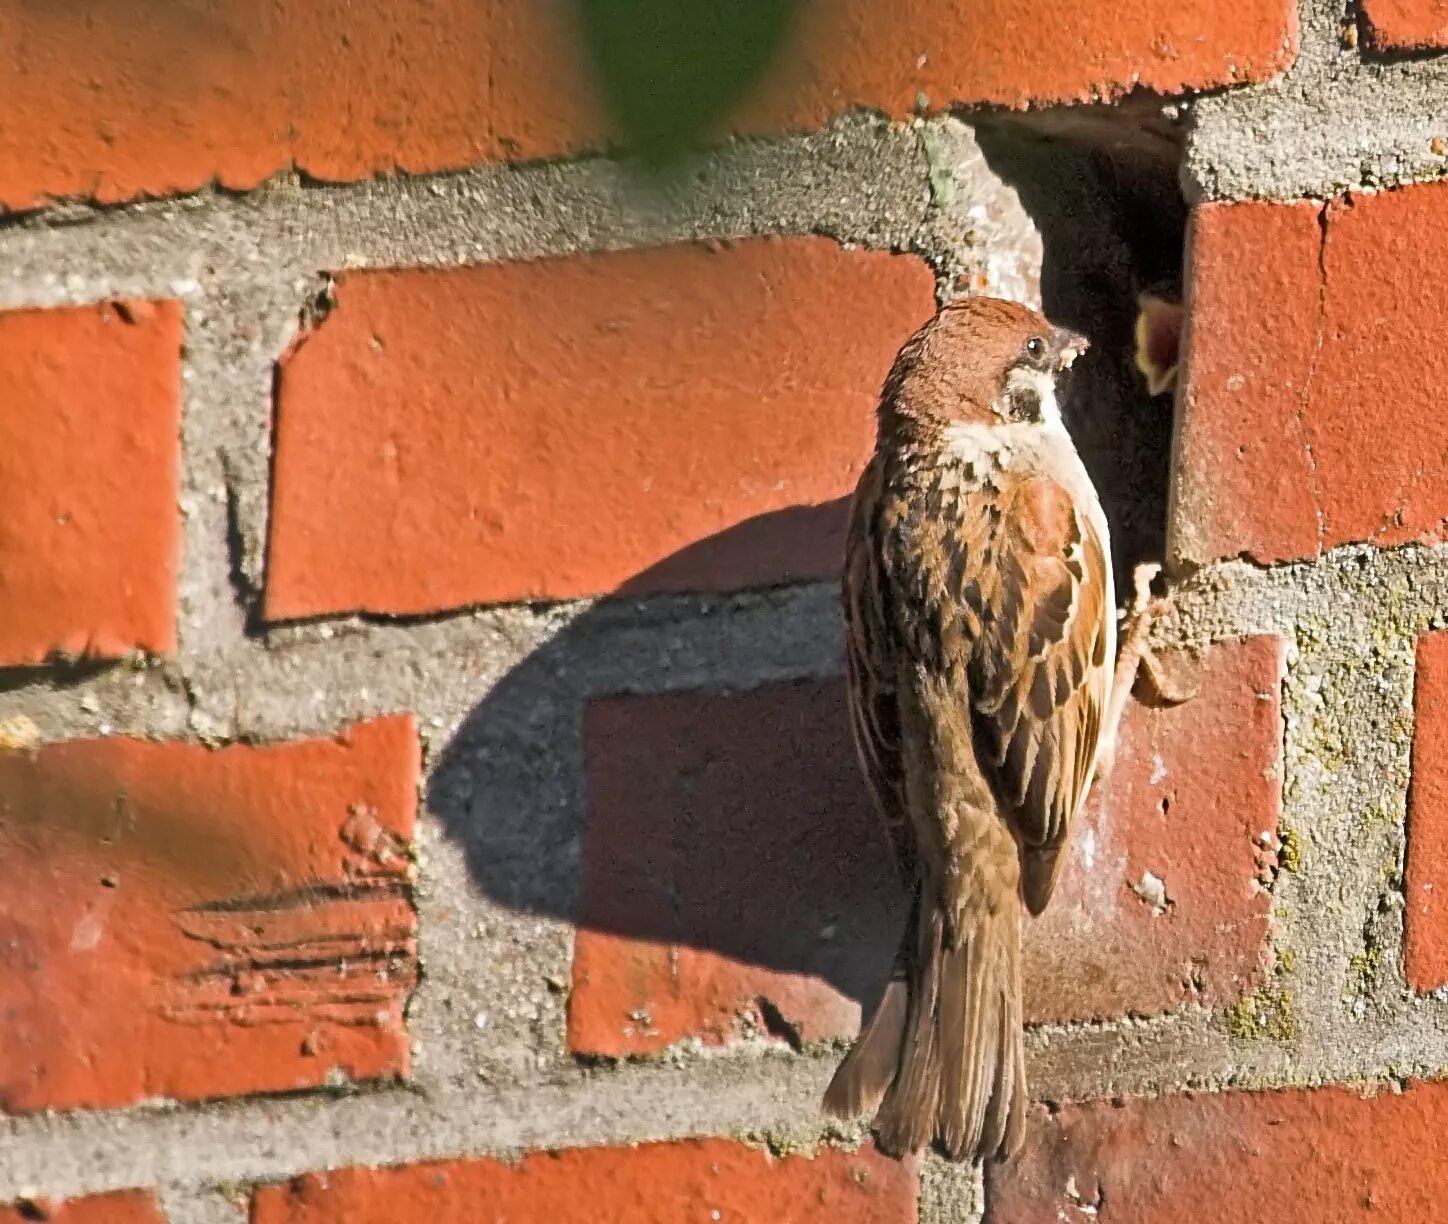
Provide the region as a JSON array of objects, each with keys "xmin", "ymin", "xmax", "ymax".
[
  {"xmin": 1118, "ymin": 562, "xmax": 1199, "ymax": 707},
  {"xmin": 1094, "ymin": 562, "xmax": 1197, "ymax": 785},
  {"xmin": 1137, "ymin": 644, "xmax": 1201, "ymax": 706},
  {"xmin": 1127, "ymin": 561, "xmax": 1161, "ymax": 619}
]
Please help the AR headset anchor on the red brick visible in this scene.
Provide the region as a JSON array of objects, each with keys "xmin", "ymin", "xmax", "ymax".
[
  {"xmin": 0, "ymin": 301, "xmax": 181, "ymax": 666},
  {"xmin": 1173, "ymin": 184, "xmax": 1448, "ymax": 565},
  {"xmin": 1025, "ymin": 635, "xmax": 1284, "ymax": 1021},
  {"xmin": 1405, "ymin": 632, "xmax": 1448, "ymax": 991},
  {"xmin": 0, "ymin": 1191, "xmax": 165, "ymax": 1224},
  {"xmin": 985, "ymin": 1080, "xmax": 1448, "ymax": 1220},
  {"xmin": 0, "ymin": 717, "xmax": 417, "ymax": 1114},
  {"xmin": 251, "ymin": 1139, "xmax": 917, "ymax": 1223},
  {"xmin": 0, "ymin": 1, "xmax": 497, "ymax": 210},
  {"xmin": 0, "ymin": 2, "xmax": 1296, "ymax": 210},
  {"xmin": 743, "ymin": 0, "xmax": 1297, "ymax": 123},
  {"xmin": 1361, "ymin": 0, "xmax": 1448, "ymax": 50},
  {"xmin": 569, "ymin": 639, "xmax": 1282, "ymax": 1056},
  {"xmin": 571, "ymin": 679, "xmax": 905, "ymax": 1056},
  {"xmin": 265, "ymin": 239, "xmax": 935, "ymax": 620}
]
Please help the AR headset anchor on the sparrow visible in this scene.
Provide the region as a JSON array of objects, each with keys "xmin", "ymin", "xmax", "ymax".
[
  {"xmin": 1134, "ymin": 285, "xmax": 1184, "ymax": 398},
  {"xmin": 823, "ymin": 297, "xmax": 1120, "ymax": 1163}
]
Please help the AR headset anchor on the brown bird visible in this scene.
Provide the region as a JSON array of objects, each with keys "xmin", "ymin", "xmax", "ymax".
[{"xmin": 823, "ymin": 297, "xmax": 1121, "ymax": 1163}]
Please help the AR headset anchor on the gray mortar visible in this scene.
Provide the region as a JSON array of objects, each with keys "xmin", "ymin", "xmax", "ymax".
[
  {"xmin": 1187, "ymin": 0, "xmax": 1448, "ymax": 200},
  {"xmin": 6, "ymin": 58, "xmax": 1448, "ymax": 1219},
  {"xmin": 156, "ymin": 1184, "xmax": 248, "ymax": 1224},
  {"xmin": 919, "ymin": 1158, "xmax": 984, "ymax": 1222}
]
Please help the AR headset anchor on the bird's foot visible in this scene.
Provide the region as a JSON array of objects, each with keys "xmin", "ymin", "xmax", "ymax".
[
  {"xmin": 1095, "ymin": 563, "xmax": 1198, "ymax": 783},
  {"xmin": 1119, "ymin": 562, "xmax": 1197, "ymax": 705}
]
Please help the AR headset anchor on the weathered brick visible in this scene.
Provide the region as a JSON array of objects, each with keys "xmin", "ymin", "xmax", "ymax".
[
  {"xmin": 1405, "ymin": 632, "xmax": 1448, "ymax": 991},
  {"xmin": 0, "ymin": 717, "xmax": 417, "ymax": 1114},
  {"xmin": 569, "ymin": 639, "xmax": 1282, "ymax": 1056},
  {"xmin": 1361, "ymin": 0, "xmax": 1448, "ymax": 50},
  {"xmin": 250, "ymin": 1139, "xmax": 917, "ymax": 1223},
  {"xmin": 1, "ymin": 1191, "xmax": 165, "ymax": 1224},
  {"xmin": 985, "ymin": 1080, "xmax": 1448, "ymax": 1220},
  {"xmin": 1172, "ymin": 184, "xmax": 1448, "ymax": 566},
  {"xmin": 745, "ymin": 0, "xmax": 1297, "ymax": 122},
  {"xmin": 265, "ymin": 239, "xmax": 935, "ymax": 620},
  {"xmin": 0, "ymin": 1, "xmax": 499, "ymax": 210},
  {"xmin": 0, "ymin": 301, "xmax": 181, "ymax": 666},
  {"xmin": 1024, "ymin": 635, "xmax": 1284, "ymax": 1022},
  {"xmin": 571, "ymin": 679, "xmax": 904, "ymax": 1056},
  {"xmin": 0, "ymin": 1, "xmax": 1296, "ymax": 210}
]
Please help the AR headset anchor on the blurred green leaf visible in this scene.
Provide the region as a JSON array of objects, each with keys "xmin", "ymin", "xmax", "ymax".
[{"xmin": 576, "ymin": 0, "xmax": 800, "ymax": 162}]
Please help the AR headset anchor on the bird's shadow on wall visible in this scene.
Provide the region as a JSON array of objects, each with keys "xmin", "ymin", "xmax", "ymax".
[{"xmin": 426, "ymin": 498, "xmax": 908, "ymax": 1049}]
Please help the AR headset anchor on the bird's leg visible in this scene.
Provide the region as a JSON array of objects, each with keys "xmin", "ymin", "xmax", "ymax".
[{"xmin": 1094, "ymin": 562, "xmax": 1198, "ymax": 783}]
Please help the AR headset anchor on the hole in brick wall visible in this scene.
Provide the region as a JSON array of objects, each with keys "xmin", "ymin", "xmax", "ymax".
[{"xmin": 973, "ymin": 99, "xmax": 1188, "ymax": 599}]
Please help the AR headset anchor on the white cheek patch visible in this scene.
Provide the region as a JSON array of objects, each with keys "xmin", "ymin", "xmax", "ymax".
[
  {"xmin": 943, "ymin": 419, "xmax": 1004, "ymax": 466},
  {"xmin": 1001, "ymin": 367, "xmax": 1064, "ymax": 428}
]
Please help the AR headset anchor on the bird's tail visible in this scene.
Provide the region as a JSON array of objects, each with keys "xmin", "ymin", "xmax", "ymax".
[{"xmin": 822, "ymin": 892, "xmax": 1026, "ymax": 1163}]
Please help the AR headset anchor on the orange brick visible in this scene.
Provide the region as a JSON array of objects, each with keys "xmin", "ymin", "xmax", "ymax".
[
  {"xmin": 1361, "ymin": 0, "xmax": 1448, "ymax": 49},
  {"xmin": 0, "ymin": 301, "xmax": 181, "ymax": 666},
  {"xmin": 1025, "ymin": 635, "xmax": 1284, "ymax": 1022},
  {"xmin": 0, "ymin": 1, "xmax": 1296, "ymax": 209},
  {"xmin": 0, "ymin": 718, "xmax": 418, "ymax": 1114},
  {"xmin": 0, "ymin": 1, "xmax": 494, "ymax": 209},
  {"xmin": 1174, "ymin": 184, "xmax": 1448, "ymax": 564},
  {"xmin": 1405, "ymin": 632, "xmax": 1448, "ymax": 991},
  {"xmin": 743, "ymin": 0, "xmax": 1297, "ymax": 123},
  {"xmin": 569, "ymin": 640, "xmax": 1282, "ymax": 1056},
  {"xmin": 265, "ymin": 239, "xmax": 935, "ymax": 620},
  {"xmin": 251, "ymin": 1139, "xmax": 917, "ymax": 1223},
  {"xmin": 571, "ymin": 679, "xmax": 904, "ymax": 1056},
  {"xmin": 986, "ymin": 1081, "xmax": 1448, "ymax": 1220},
  {"xmin": 1, "ymin": 1192, "xmax": 165, "ymax": 1224}
]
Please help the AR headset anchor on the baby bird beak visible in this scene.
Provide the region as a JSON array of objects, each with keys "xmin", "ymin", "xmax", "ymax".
[
  {"xmin": 1050, "ymin": 327, "xmax": 1090, "ymax": 371},
  {"xmin": 1134, "ymin": 291, "xmax": 1184, "ymax": 397}
]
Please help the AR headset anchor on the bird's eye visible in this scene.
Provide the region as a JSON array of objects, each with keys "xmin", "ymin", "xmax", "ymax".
[{"xmin": 1025, "ymin": 336, "xmax": 1046, "ymax": 360}]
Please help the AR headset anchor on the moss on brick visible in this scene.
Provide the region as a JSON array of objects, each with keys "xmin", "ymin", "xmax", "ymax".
[{"xmin": 1226, "ymin": 986, "xmax": 1298, "ymax": 1042}]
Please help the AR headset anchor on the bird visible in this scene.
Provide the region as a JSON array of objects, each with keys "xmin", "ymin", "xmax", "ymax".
[
  {"xmin": 823, "ymin": 296, "xmax": 1128, "ymax": 1163},
  {"xmin": 1134, "ymin": 284, "xmax": 1184, "ymax": 398}
]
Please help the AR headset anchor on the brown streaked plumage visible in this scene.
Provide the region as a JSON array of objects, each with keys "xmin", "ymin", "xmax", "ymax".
[{"xmin": 823, "ymin": 297, "xmax": 1115, "ymax": 1163}]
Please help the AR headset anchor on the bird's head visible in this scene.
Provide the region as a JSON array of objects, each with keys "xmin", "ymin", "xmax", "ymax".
[
  {"xmin": 1134, "ymin": 288, "xmax": 1184, "ymax": 398},
  {"xmin": 880, "ymin": 297, "xmax": 1089, "ymax": 433}
]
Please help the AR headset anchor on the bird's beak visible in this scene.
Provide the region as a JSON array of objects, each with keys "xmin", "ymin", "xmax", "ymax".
[{"xmin": 1050, "ymin": 327, "xmax": 1090, "ymax": 371}]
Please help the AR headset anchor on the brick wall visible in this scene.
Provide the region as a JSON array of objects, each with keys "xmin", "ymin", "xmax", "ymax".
[{"xmin": 2, "ymin": 2, "xmax": 1447, "ymax": 1220}]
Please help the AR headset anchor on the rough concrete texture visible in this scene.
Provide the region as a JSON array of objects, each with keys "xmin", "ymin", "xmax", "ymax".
[
  {"xmin": 155, "ymin": 1186, "xmax": 247, "ymax": 1224},
  {"xmin": 1187, "ymin": 0, "xmax": 1448, "ymax": 199},
  {"xmin": 4, "ymin": 31, "xmax": 1448, "ymax": 1216}
]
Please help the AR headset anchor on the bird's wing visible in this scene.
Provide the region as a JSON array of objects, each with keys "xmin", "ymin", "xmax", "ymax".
[
  {"xmin": 842, "ymin": 454, "xmax": 917, "ymax": 884},
  {"xmin": 964, "ymin": 473, "xmax": 1111, "ymax": 913},
  {"xmin": 846, "ymin": 457, "xmax": 1110, "ymax": 915}
]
